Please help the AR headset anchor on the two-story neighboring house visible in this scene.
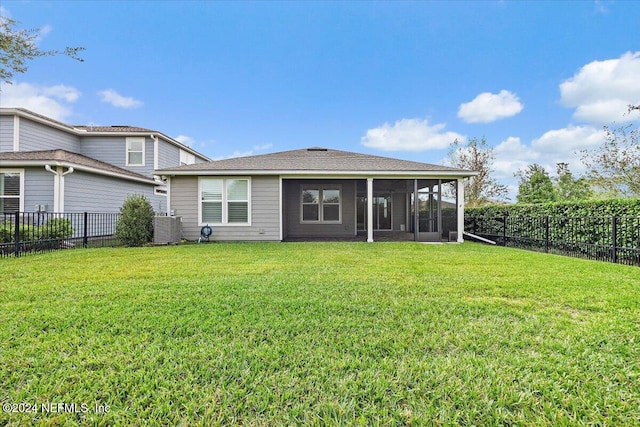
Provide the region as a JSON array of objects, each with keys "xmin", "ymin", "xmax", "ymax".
[{"xmin": 0, "ymin": 108, "xmax": 209, "ymax": 213}]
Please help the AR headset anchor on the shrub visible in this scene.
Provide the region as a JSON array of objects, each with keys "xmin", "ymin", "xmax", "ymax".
[
  {"xmin": 0, "ymin": 221, "xmax": 40, "ymax": 243},
  {"xmin": 40, "ymin": 218, "xmax": 73, "ymax": 240},
  {"xmin": 466, "ymin": 198, "xmax": 640, "ymax": 219},
  {"xmin": 0, "ymin": 221, "xmax": 12, "ymax": 243},
  {"xmin": 115, "ymin": 194, "xmax": 155, "ymax": 247}
]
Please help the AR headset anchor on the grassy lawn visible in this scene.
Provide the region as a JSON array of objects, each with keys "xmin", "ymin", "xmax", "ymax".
[{"xmin": 1, "ymin": 242, "xmax": 639, "ymax": 426}]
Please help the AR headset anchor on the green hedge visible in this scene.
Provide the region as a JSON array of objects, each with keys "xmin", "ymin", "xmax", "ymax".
[
  {"xmin": 465, "ymin": 199, "xmax": 640, "ymax": 265},
  {"xmin": 0, "ymin": 218, "xmax": 73, "ymax": 243},
  {"xmin": 466, "ymin": 198, "xmax": 640, "ymax": 219}
]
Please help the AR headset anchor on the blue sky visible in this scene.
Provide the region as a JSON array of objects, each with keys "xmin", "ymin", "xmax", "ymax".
[{"xmin": 1, "ymin": 1, "xmax": 639, "ymax": 200}]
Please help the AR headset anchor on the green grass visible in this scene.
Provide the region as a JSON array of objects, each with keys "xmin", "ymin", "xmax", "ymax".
[{"xmin": 1, "ymin": 242, "xmax": 639, "ymax": 426}]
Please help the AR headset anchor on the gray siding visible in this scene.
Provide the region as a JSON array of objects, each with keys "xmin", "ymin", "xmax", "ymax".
[
  {"xmin": 0, "ymin": 116, "xmax": 14, "ymax": 152},
  {"xmin": 23, "ymin": 167, "xmax": 54, "ymax": 212},
  {"xmin": 284, "ymin": 179, "xmax": 357, "ymax": 238},
  {"xmin": 64, "ymin": 171, "xmax": 163, "ymax": 213},
  {"xmin": 170, "ymin": 175, "xmax": 281, "ymax": 241},
  {"xmin": 157, "ymin": 139, "xmax": 180, "ymax": 169},
  {"xmin": 80, "ymin": 136, "xmax": 155, "ymax": 177},
  {"xmin": 19, "ymin": 118, "xmax": 80, "ymax": 152}
]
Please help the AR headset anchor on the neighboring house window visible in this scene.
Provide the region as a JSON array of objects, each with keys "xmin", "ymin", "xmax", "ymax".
[
  {"xmin": 0, "ymin": 170, "xmax": 24, "ymax": 212},
  {"xmin": 180, "ymin": 150, "xmax": 196, "ymax": 166},
  {"xmin": 200, "ymin": 178, "xmax": 250, "ymax": 225},
  {"xmin": 301, "ymin": 186, "xmax": 341, "ymax": 223},
  {"xmin": 126, "ymin": 137, "xmax": 145, "ymax": 166}
]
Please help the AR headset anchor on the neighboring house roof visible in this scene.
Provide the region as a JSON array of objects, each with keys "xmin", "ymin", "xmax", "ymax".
[
  {"xmin": 73, "ymin": 125, "xmax": 155, "ymax": 133},
  {"xmin": 0, "ymin": 149, "xmax": 158, "ymax": 185},
  {"xmin": 0, "ymin": 108, "xmax": 210, "ymax": 161},
  {"xmin": 156, "ymin": 147, "xmax": 478, "ymax": 177}
]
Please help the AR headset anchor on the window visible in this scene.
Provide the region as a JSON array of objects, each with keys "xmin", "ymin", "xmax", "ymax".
[
  {"xmin": 126, "ymin": 137, "xmax": 145, "ymax": 166},
  {"xmin": 200, "ymin": 178, "xmax": 250, "ymax": 225},
  {"xmin": 301, "ymin": 186, "xmax": 341, "ymax": 223},
  {"xmin": 180, "ymin": 149, "xmax": 196, "ymax": 166},
  {"xmin": 0, "ymin": 170, "xmax": 23, "ymax": 212}
]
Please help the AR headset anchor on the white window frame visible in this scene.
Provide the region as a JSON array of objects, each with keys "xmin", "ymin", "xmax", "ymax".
[
  {"xmin": 180, "ymin": 149, "xmax": 196, "ymax": 166},
  {"xmin": 0, "ymin": 169, "xmax": 25, "ymax": 212},
  {"xmin": 300, "ymin": 185, "xmax": 342, "ymax": 224},
  {"xmin": 198, "ymin": 177, "xmax": 251, "ymax": 226},
  {"xmin": 126, "ymin": 137, "xmax": 146, "ymax": 166}
]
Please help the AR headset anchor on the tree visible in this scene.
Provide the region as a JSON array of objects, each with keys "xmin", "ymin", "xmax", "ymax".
[
  {"xmin": 447, "ymin": 137, "xmax": 509, "ymax": 207},
  {"xmin": 0, "ymin": 15, "xmax": 84, "ymax": 86},
  {"xmin": 115, "ymin": 194, "xmax": 155, "ymax": 247},
  {"xmin": 554, "ymin": 162, "xmax": 593, "ymax": 201},
  {"xmin": 515, "ymin": 164, "xmax": 556, "ymax": 204},
  {"xmin": 580, "ymin": 105, "xmax": 640, "ymax": 198}
]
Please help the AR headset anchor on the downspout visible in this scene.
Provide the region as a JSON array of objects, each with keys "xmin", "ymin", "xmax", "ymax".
[
  {"xmin": 45, "ymin": 165, "xmax": 74, "ymax": 213},
  {"xmin": 151, "ymin": 134, "xmax": 159, "ymax": 170},
  {"xmin": 13, "ymin": 116, "xmax": 20, "ymax": 151}
]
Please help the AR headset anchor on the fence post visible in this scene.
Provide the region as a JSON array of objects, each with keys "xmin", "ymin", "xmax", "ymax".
[
  {"xmin": 611, "ymin": 216, "xmax": 618, "ymax": 264},
  {"xmin": 473, "ymin": 217, "xmax": 477, "ymax": 235},
  {"xmin": 502, "ymin": 215, "xmax": 507, "ymax": 246},
  {"xmin": 14, "ymin": 211, "xmax": 20, "ymax": 257},
  {"xmin": 545, "ymin": 216, "xmax": 550, "ymax": 253},
  {"xmin": 83, "ymin": 212, "xmax": 89, "ymax": 248}
]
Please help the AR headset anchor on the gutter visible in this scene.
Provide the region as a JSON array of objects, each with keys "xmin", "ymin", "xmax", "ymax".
[
  {"xmin": 1, "ymin": 159, "xmax": 157, "ymax": 185},
  {"xmin": 154, "ymin": 169, "xmax": 479, "ymax": 177}
]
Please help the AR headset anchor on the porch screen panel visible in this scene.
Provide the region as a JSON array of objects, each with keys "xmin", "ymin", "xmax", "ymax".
[
  {"xmin": 227, "ymin": 179, "xmax": 249, "ymax": 223},
  {"xmin": 201, "ymin": 179, "xmax": 223, "ymax": 223}
]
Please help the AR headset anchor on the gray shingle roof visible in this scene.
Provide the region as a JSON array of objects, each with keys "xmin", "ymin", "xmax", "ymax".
[
  {"xmin": 157, "ymin": 147, "xmax": 475, "ymax": 175},
  {"xmin": 0, "ymin": 150, "xmax": 157, "ymax": 183},
  {"xmin": 0, "ymin": 108, "xmax": 210, "ymax": 161},
  {"xmin": 72, "ymin": 125, "xmax": 155, "ymax": 133}
]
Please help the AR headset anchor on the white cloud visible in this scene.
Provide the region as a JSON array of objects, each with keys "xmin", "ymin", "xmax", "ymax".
[
  {"xmin": 174, "ymin": 135, "xmax": 195, "ymax": 147},
  {"xmin": 531, "ymin": 125, "xmax": 605, "ymax": 155},
  {"xmin": 361, "ymin": 118, "xmax": 464, "ymax": 151},
  {"xmin": 33, "ymin": 24, "xmax": 53, "ymax": 44},
  {"xmin": 0, "ymin": 81, "xmax": 80, "ymax": 121},
  {"xmin": 493, "ymin": 137, "xmax": 539, "ymax": 179},
  {"xmin": 458, "ymin": 90, "xmax": 524, "ymax": 123},
  {"xmin": 213, "ymin": 144, "xmax": 273, "ymax": 160},
  {"xmin": 491, "ymin": 125, "xmax": 607, "ymax": 201},
  {"xmin": 98, "ymin": 89, "xmax": 143, "ymax": 109},
  {"xmin": 560, "ymin": 51, "xmax": 640, "ymax": 124},
  {"xmin": 0, "ymin": 6, "xmax": 12, "ymax": 19}
]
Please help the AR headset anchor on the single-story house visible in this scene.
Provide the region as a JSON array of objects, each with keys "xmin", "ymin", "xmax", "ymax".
[{"xmin": 156, "ymin": 147, "xmax": 477, "ymax": 242}]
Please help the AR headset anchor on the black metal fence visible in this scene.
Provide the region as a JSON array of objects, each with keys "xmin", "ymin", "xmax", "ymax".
[
  {"xmin": 465, "ymin": 215, "xmax": 640, "ymax": 266},
  {"xmin": 1, "ymin": 212, "xmax": 120, "ymax": 257}
]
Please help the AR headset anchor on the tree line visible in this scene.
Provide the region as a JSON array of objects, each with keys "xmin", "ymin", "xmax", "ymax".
[{"xmin": 450, "ymin": 105, "xmax": 640, "ymax": 206}]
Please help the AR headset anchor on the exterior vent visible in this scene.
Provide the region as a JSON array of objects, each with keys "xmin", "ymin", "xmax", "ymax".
[
  {"xmin": 154, "ymin": 216, "xmax": 182, "ymax": 244},
  {"xmin": 307, "ymin": 147, "xmax": 328, "ymax": 152}
]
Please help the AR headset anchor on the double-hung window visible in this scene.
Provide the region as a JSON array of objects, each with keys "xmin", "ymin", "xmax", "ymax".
[
  {"xmin": 200, "ymin": 178, "xmax": 250, "ymax": 225},
  {"xmin": 126, "ymin": 137, "xmax": 145, "ymax": 166},
  {"xmin": 301, "ymin": 185, "xmax": 341, "ymax": 223},
  {"xmin": 0, "ymin": 170, "xmax": 23, "ymax": 212}
]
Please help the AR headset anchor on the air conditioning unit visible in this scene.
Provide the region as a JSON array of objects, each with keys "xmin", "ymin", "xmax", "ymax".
[{"xmin": 154, "ymin": 216, "xmax": 182, "ymax": 244}]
